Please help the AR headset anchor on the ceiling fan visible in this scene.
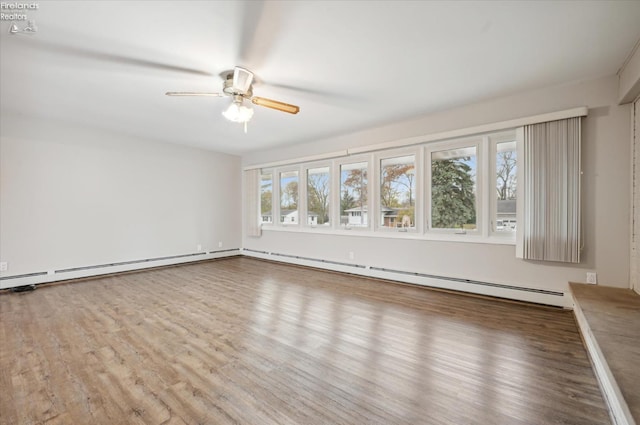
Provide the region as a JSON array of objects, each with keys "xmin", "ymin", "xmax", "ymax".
[{"xmin": 165, "ymin": 66, "xmax": 300, "ymax": 132}]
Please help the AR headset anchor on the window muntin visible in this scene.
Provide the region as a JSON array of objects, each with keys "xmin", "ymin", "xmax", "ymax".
[
  {"xmin": 340, "ymin": 161, "xmax": 368, "ymax": 228},
  {"xmin": 260, "ymin": 129, "xmax": 518, "ymax": 244},
  {"xmin": 494, "ymin": 140, "xmax": 517, "ymax": 234},
  {"xmin": 260, "ymin": 172, "xmax": 273, "ymax": 224},
  {"xmin": 379, "ymin": 155, "xmax": 416, "ymax": 230},
  {"xmin": 279, "ymin": 170, "xmax": 299, "ymax": 224},
  {"xmin": 430, "ymin": 146, "xmax": 477, "ymax": 231},
  {"xmin": 306, "ymin": 166, "xmax": 330, "ymax": 226}
]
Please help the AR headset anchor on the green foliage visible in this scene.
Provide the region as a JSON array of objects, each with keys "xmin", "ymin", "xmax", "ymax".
[{"xmin": 431, "ymin": 158, "xmax": 476, "ymax": 228}]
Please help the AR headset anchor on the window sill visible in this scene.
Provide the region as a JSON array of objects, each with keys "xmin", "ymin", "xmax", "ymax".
[{"xmin": 260, "ymin": 225, "xmax": 516, "ymax": 246}]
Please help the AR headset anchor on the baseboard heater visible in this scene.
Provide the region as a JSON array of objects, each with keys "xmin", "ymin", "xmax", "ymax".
[
  {"xmin": 242, "ymin": 249, "xmax": 566, "ymax": 306},
  {"xmin": 54, "ymin": 250, "xmax": 238, "ymax": 274},
  {"xmin": 243, "ymin": 249, "xmax": 367, "ymax": 269},
  {"xmin": 0, "ymin": 249, "xmax": 240, "ymax": 288},
  {"xmin": 0, "ymin": 271, "xmax": 49, "ymax": 281},
  {"xmin": 272, "ymin": 252, "xmax": 367, "ymax": 269},
  {"xmin": 368, "ymin": 266, "xmax": 563, "ymax": 297}
]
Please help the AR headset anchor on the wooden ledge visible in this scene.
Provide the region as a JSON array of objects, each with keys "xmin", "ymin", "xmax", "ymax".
[{"xmin": 569, "ymin": 282, "xmax": 640, "ymax": 425}]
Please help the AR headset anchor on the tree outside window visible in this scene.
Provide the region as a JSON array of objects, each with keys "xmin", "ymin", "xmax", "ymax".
[
  {"xmin": 431, "ymin": 147, "xmax": 477, "ymax": 230},
  {"xmin": 260, "ymin": 172, "xmax": 273, "ymax": 224},
  {"xmin": 495, "ymin": 141, "xmax": 517, "ymax": 232},
  {"xmin": 380, "ymin": 155, "xmax": 415, "ymax": 228},
  {"xmin": 280, "ymin": 170, "xmax": 298, "ymax": 224},
  {"xmin": 341, "ymin": 162, "xmax": 368, "ymax": 227},
  {"xmin": 307, "ymin": 167, "xmax": 330, "ymax": 225}
]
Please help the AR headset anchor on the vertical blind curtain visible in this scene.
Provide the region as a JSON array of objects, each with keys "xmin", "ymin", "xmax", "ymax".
[
  {"xmin": 244, "ymin": 169, "xmax": 262, "ymax": 237},
  {"xmin": 632, "ymin": 98, "xmax": 639, "ymax": 292},
  {"xmin": 522, "ymin": 117, "xmax": 581, "ymax": 263}
]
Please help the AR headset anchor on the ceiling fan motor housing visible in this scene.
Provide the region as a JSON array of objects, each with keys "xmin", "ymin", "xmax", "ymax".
[
  {"xmin": 222, "ymin": 70, "xmax": 253, "ymax": 97},
  {"xmin": 167, "ymin": 66, "xmax": 299, "ymax": 115}
]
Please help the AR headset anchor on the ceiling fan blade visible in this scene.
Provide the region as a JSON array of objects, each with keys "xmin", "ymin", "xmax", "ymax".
[
  {"xmin": 232, "ymin": 66, "xmax": 254, "ymax": 94},
  {"xmin": 165, "ymin": 92, "xmax": 223, "ymax": 97},
  {"xmin": 16, "ymin": 38, "xmax": 213, "ymax": 77},
  {"xmin": 252, "ymin": 97, "xmax": 300, "ymax": 114},
  {"xmin": 237, "ymin": 1, "xmax": 286, "ymax": 70}
]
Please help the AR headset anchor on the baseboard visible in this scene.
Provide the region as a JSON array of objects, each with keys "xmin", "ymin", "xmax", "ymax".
[
  {"xmin": 0, "ymin": 249, "xmax": 241, "ymax": 290},
  {"xmin": 1, "ymin": 248, "xmax": 568, "ymax": 308},
  {"xmin": 241, "ymin": 249, "xmax": 567, "ymax": 307}
]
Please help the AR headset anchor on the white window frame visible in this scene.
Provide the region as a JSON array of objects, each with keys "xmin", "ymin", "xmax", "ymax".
[
  {"xmin": 256, "ymin": 130, "xmax": 522, "ymax": 245},
  {"xmin": 277, "ymin": 166, "xmax": 301, "ymax": 227},
  {"xmin": 489, "ymin": 130, "xmax": 519, "ymax": 239},
  {"xmin": 259, "ymin": 169, "xmax": 275, "ymax": 227},
  {"xmin": 303, "ymin": 161, "xmax": 332, "ymax": 229},
  {"xmin": 374, "ymin": 147, "xmax": 421, "ymax": 233},
  {"xmin": 335, "ymin": 155, "xmax": 373, "ymax": 231},
  {"xmin": 425, "ymin": 135, "xmax": 483, "ymax": 237}
]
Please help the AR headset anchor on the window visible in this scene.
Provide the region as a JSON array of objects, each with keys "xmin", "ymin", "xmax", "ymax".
[
  {"xmin": 380, "ymin": 155, "xmax": 416, "ymax": 230},
  {"xmin": 280, "ymin": 170, "xmax": 299, "ymax": 224},
  {"xmin": 494, "ymin": 139, "xmax": 517, "ymax": 234},
  {"xmin": 429, "ymin": 146, "xmax": 477, "ymax": 232},
  {"xmin": 258, "ymin": 128, "xmax": 519, "ymax": 243},
  {"xmin": 340, "ymin": 161, "xmax": 368, "ymax": 228},
  {"xmin": 307, "ymin": 166, "xmax": 330, "ymax": 226},
  {"xmin": 260, "ymin": 172, "xmax": 273, "ymax": 224}
]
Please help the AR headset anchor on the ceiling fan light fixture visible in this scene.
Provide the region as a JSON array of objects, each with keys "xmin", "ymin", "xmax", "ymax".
[
  {"xmin": 232, "ymin": 67, "xmax": 254, "ymax": 95},
  {"xmin": 222, "ymin": 98, "xmax": 254, "ymax": 123}
]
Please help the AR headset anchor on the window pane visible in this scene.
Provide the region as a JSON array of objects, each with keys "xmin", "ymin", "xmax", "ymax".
[
  {"xmin": 495, "ymin": 141, "xmax": 517, "ymax": 232},
  {"xmin": 380, "ymin": 155, "xmax": 415, "ymax": 229},
  {"xmin": 307, "ymin": 167, "xmax": 330, "ymax": 226},
  {"xmin": 260, "ymin": 172, "xmax": 273, "ymax": 224},
  {"xmin": 340, "ymin": 162, "xmax": 368, "ymax": 227},
  {"xmin": 280, "ymin": 170, "xmax": 298, "ymax": 224},
  {"xmin": 431, "ymin": 147, "xmax": 477, "ymax": 230}
]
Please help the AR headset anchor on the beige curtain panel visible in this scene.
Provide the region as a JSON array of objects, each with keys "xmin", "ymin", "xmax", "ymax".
[
  {"xmin": 244, "ymin": 169, "xmax": 262, "ymax": 238},
  {"xmin": 522, "ymin": 117, "xmax": 581, "ymax": 263}
]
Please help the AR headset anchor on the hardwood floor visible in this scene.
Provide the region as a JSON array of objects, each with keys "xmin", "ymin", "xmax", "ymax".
[{"xmin": 0, "ymin": 257, "xmax": 610, "ymax": 425}]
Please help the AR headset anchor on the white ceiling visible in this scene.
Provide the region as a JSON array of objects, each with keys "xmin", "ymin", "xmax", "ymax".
[{"xmin": 1, "ymin": 1, "xmax": 640, "ymax": 155}]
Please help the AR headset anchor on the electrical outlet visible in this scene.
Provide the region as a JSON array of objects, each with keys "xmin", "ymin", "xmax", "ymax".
[
  {"xmin": 197, "ymin": 244, "xmax": 202, "ymax": 251},
  {"xmin": 349, "ymin": 251, "xmax": 354, "ymax": 260},
  {"xmin": 586, "ymin": 272, "xmax": 597, "ymax": 284},
  {"xmin": 0, "ymin": 262, "xmax": 7, "ymax": 272},
  {"xmin": 218, "ymin": 241, "xmax": 223, "ymax": 248}
]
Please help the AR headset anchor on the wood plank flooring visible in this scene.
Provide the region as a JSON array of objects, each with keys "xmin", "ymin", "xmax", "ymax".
[{"xmin": 0, "ymin": 257, "xmax": 610, "ymax": 425}]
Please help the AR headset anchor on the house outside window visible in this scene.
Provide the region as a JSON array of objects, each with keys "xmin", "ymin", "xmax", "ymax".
[
  {"xmin": 379, "ymin": 155, "xmax": 416, "ymax": 230},
  {"xmin": 280, "ymin": 170, "xmax": 299, "ymax": 225},
  {"xmin": 340, "ymin": 161, "xmax": 368, "ymax": 228},
  {"xmin": 493, "ymin": 139, "xmax": 517, "ymax": 233},
  {"xmin": 307, "ymin": 166, "xmax": 330, "ymax": 226},
  {"xmin": 259, "ymin": 128, "xmax": 518, "ymax": 243}
]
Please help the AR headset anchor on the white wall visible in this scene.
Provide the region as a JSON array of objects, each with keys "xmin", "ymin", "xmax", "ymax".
[
  {"xmin": 242, "ymin": 75, "xmax": 631, "ymax": 295},
  {"xmin": 0, "ymin": 113, "xmax": 242, "ymax": 284},
  {"xmin": 619, "ymin": 40, "xmax": 640, "ymax": 104}
]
